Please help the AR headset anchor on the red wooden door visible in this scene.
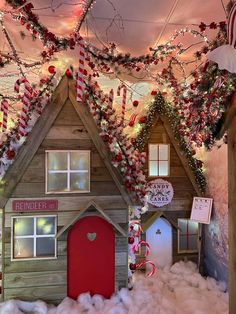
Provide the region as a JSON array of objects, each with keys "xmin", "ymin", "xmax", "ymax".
[{"xmin": 67, "ymin": 215, "xmax": 115, "ymax": 299}]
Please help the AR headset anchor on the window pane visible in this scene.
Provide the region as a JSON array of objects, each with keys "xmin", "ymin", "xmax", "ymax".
[
  {"xmin": 159, "ymin": 161, "xmax": 169, "ymax": 176},
  {"xmin": 14, "ymin": 238, "xmax": 34, "ymax": 258},
  {"xmin": 48, "ymin": 173, "xmax": 67, "ymax": 192},
  {"xmin": 149, "ymin": 161, "xmax": 158, "ymax": 176},
  {"xmin": 189, "ymin": 235, "xmax": 198, "ymax": 251},
  {"xmin": 48, "ymin": 152, "xmax": 67, "ymax": 171},
  {"xmin": 179, "ymin": 235, "xmax": 187, "ymax": 251},
  {"xmin": 14, "ymin": 218, "xmax": 34, "ymax": 236},
  {"xmin": 159, "ymin": 145, "xmax": 168, "ymax": 160},
  {"xmin": 36, "ymin": 238, "xmax": 55, "ymax": 257},
  {"xmin": 178, "ymin": 219, "xmax": 187, "ymax": 234},
  {"xmin": 70, "ymin": 173, "xmax": 89, "ymax": 191},
  {"xmin": 149, "ymin": 145, "xmax": 158, "ymax": 160},
  {"xmin": 188, "ymin": 220, "xmax": 198, "ymax": 234},
  {"xmin": 36, "ymin": 217, "xmax": 56, "ymax": 235},
  {"xmin": 70, "ymin": 152, "xmax": 89, "ymax": 170}
]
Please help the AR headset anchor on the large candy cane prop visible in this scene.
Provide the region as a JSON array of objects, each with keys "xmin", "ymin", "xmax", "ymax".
[
  {"xmin": 14, "ymin": 78, "xmax": 32, "ymax": 136},
  {"xmin": 132, "ymin": 240, "xmax": 150, "ymax": 257},
  {"xmin": 1, "ymin": 99, "xmax": 8, "ymax": 132},
  {"xmin": 136, "ymin": 260, "xmax": 156, "ymax": 277},
  {"xmin": 77, "ymin": 36, "xmax": 85, "ymax": 102},
  {"xmin": 117, "ymin": 84, "xmax": 127, "ymax": 127},
  {"xmin": 108, "ymin": 89, "xmax": 114, "ymax": 111}
]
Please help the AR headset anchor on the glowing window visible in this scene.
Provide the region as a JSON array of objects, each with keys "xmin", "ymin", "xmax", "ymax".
[
  {"xmin": 148, "ymin": 144, "xmax": 169, "ymax": 177},
  {"xmin": 12, "ymin": 215, "xmax": 57, "ymax": 261},
  {"xmin": 46, "ymin": 150, "xmax": 90, "ymax": 193},
  {"xmin": 178, "ymin": 219, "xmax": 199, "ymax": 253}
]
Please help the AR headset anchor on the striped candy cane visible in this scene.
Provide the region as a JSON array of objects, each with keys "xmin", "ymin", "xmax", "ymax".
[
  {"xmin": 1, "ymin": 99, "xmax": 8, "ymax": 132},
  {"xmin": 228, "ymin": 2, "xmax": 236, "ymax": 47},
  {"xmin": 117, "ymin": 84, "xmax": 127, "ymax": 127},
  {"xmin": 132, "ymin": 240, "xmax": 150, "ymax": 257},
  {"xmin": 77, "ymin": 36, "xmax": 85, "ymax": 102},
  {"xmin": 136, "ymin": 260, "xmax": 156, "ymax": 277},
  {"xmin": 14, "ymin": 78, "xmax": 33, "ymax": 136},
  {"xmin": 107, "ymin": 88, "xmax": 114, "ymax": 115}
]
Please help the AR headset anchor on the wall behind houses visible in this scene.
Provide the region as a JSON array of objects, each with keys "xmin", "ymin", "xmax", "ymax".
[{"xmin": 200, "ymin": 143, "xmax": 228, "ymax": 285}]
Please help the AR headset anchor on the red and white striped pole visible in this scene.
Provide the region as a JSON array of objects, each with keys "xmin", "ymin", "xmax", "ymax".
[
  {"xmin": 1, "ymin": 99, "xmax": 8, "ymax": 132},
  {"xmin": 108, "ymin": 88, "xmax": 114, "ymax": 115},
  {"xmin": 117, "ymin": 84, "xmax": 127, "ymax": 127},
  {"xmin": 77, "ymin": 36, "xmax": 85, "ymax": 102},
  {"xmin": 14, "ymin": 78, "xmax": 33, "ymax": 136}
]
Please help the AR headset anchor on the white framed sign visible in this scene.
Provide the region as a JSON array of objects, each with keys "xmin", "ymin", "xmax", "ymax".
[
  {"xmin": 190, "ymin": 197, "xmax": 213, "ymax": 224},
  {"xmin": 147, "ymin": 178, "xmax": 174, "ymax": 208}
]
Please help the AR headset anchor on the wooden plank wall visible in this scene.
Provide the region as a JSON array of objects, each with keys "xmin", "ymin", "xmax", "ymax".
[
  {"xmin": 3, "ymin": 99, "xmax": 128, "ymax": 303},
  {"xmin": 143, "ymin": 119, "xmax": 196, "ymax": 211}
]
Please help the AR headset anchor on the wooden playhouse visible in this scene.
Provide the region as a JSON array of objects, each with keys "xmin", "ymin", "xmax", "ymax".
[
  {"xmin": 0, "ymin": 76, "xmax": 132, "ymax": 303},
  {"xmin": 134, "ymin": 93, "xmax": 204, "ymax": 268}
]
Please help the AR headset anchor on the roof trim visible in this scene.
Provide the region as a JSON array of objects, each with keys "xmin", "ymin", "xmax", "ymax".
[
  {"xmin": 57, "ymin": 200, "xmax": 127, "ymax": 238},
  {"xmin": 68, "ymin": 78, "xmax": 134, "ymax": 206}
]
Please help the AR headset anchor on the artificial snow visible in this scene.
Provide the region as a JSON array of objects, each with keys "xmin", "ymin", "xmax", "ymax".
[{"xmin": 0, "ymin": 261, "xmax": 228, "ymax": 314}]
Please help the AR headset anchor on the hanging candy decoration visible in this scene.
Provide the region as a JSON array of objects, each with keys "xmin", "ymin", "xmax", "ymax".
[
  {"xmin": 107, "ymin": 88, "xmax": 114, "ymax": 115},
  {"xmin": 14, "ymin": 78, "xmax": 33, "ymax": 136},
  {"xmin": 77, "ymin": 36, "xmax": 86, "ymax": 102},
  {"xmin": 117, "ymin": 83, "xmax": 127, "ymax": 127},
  {"xmin": 207, "ymin": 2, "xmax": 236, "ymax": 72},
  {"xmin": 136, "ymin": 260, "xmax": 156, "ymax": 277},
  {"xmin": 1, "ymin": 99, "xmax": 8, "ymax": 132},
  {"xmin": 128, "ymin": 113, "xmax": 138, "ymax": 127},
  {"xmin": 132, "ymin": 240, "xmax": 150, "ymax": 256}
]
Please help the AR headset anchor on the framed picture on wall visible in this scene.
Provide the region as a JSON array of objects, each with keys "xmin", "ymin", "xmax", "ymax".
[{"xmin": 190, "ymin": 197, "xmax": 213, "ymax": 224}]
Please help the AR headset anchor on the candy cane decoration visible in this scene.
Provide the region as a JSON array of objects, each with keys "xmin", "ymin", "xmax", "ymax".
[
  {"xmin": 128, "ymin": 113, "xmax": 138, "ymax": 127},
  {"xmin": 228, "ymin": 2, "xmax": 236, "ymax": 47},
  {"xmin": 129, "ymin": 221, "xmax": 142, "ymax": 236},
  {"xmin": 136, "ymin": 260, "xmax": 156, "ymax": 277},
  {"xmin": 108, "ymin": 88, "xmax": 114, "ymax": 113},
  {"xmin": 117, "ymin": 84, "xmax": 127, "ymax": 127},
  {"xmin": 1, "ymin": 99, "xmax": 8, "ymax": 132},
  {"xmin": 77, "ymin": 36, "xmax": 85, "ymax": 102},
  {"xmin": 132, "ymin": 240, "xmax": 150, "ymax": 257},
  {"xmin": 14, "ymin": 78, "xmax": 33, "ymax": 136}
]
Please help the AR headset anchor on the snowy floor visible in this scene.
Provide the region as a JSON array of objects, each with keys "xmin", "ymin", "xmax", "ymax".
[{"xmin": 0, "ymin": 261, "xmax": 228, "ymax": 314}]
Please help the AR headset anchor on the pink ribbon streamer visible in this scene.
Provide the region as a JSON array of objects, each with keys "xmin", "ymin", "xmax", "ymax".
[
  {"xmin": 1, "ymin": 99, "xmax": 8, "ymax": 132},
  {"xmin": 77, "ymin": 36, "xmax": 85, "ymax": 102}
]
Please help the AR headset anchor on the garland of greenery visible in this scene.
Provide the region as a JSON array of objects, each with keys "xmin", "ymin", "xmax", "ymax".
[{"xmin": 135, "ymin": 92, "xmax": 206, "ymax": 194}]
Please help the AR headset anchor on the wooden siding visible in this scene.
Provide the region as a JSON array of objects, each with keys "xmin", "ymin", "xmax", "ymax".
[
  {"xmin": 143, "ymin": 119, "xmax": 197, "ymax": 210},
  {"xmin": 3, "ymin": 94, "xmax": 128, "ymax": 302}
]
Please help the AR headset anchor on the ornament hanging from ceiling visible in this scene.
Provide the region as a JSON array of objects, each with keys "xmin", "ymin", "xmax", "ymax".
[{"xmin": 207, "ymin": 2, "xmax": 236, "ymax": 72}]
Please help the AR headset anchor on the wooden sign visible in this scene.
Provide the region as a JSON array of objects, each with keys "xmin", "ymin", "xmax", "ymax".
[
  {"xmin": 190, "ymin": 197, "xmax": 213, "ymax": 224},
  {"xmin": 12, "ymin": 200, "xmax": 58, "ymax": 212},
  {"xmin": 147, "ymin": 178, "xmax": 174, "ymax": 207}
]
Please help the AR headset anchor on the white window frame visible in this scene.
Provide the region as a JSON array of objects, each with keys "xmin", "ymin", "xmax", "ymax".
[
  {"xmin": 45, "ymin": 150, "xmax": 90, "ymax": 194},
  {"xmin": 148, "ymin": 144, "xmax": 170, "ymax": 177},
  {"xmin": 11, "ymin": 215, "xmax": 57, "ymax": 261},
  {"xmin": 177, "ymin": 219, "xmax": 199, "ymax": 254}
]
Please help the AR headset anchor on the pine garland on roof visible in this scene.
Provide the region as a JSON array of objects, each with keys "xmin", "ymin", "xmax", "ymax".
[{"xmin": 135, "ymin": 92, "xmax": 206, "ymax": 194}]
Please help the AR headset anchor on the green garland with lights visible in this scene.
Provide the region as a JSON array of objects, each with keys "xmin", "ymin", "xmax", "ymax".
[{"xmin": 135, "ymin": 92, "xmax": 206, "ymax": 194}]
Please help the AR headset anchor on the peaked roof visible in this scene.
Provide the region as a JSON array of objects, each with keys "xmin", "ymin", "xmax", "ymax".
[
  {"xmin": 57, "ymin": 200, "xmax": 127, "ymax": 237},
  {"xmin": 135, "ymin": 92, "xmax": 206, "ymax": 196},
  {"xmin": 0, "ymin": 75, "xmax": 133, "ymax": 208},
  {"xmin": 142, "ymin": 210, "xmax": 178, "ymax": 232}
]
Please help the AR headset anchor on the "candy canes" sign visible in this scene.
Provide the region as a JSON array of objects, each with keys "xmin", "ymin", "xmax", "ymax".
[{"xmin": 147, "ymin": 178, "xmax": 174, "ymax": 207}]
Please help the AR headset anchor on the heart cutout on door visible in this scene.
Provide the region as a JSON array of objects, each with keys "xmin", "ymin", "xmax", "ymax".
[{"xmin": 87, "ymin": 232, "xmax": 97, "ymax": 241}]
